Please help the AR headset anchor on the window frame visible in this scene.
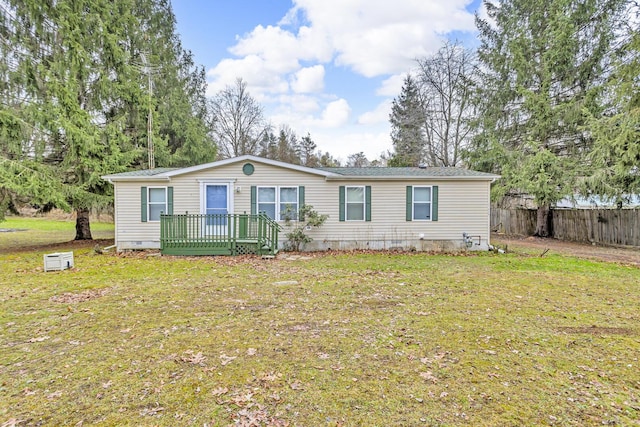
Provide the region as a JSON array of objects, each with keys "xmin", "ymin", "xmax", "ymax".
[
  {"xmin": 278, "ymin": 186, "xmax": 299, "ymax": 221},
  {"xmin": 147, "ymin": 186, "xmax": 168, "ymax": 222},
  {"xmin": 345, "ymin": 185, "xmax": 366, "ymax": 221},
  {"xmin": 412, "ymin": 185, "xmax": 432, "ymax": 221},
  {"xmin": 256, "ymin": 186, "xmax": 300, "ymax": 221}
]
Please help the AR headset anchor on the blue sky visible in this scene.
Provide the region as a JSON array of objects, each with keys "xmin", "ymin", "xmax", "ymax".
[{"xmin": 172, "ymin": 0, "xmax": 483, "ymax": 162}]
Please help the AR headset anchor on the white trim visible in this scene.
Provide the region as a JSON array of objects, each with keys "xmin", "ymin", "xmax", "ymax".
[
  {"xmin": 102, "ymin": 155, "xmax": 500, "ymax": 182},
  {"xmin": 147, "ymin": 186, "xmax": 168, "ymax": 222},
  {"xmin": 345, "ymin": 185, "xmax": 365, "ymax": 222},
  {"xmin": 257, "ymin": 185, "xmax": 299, "ymax": 221},
  {"xmin": 412, "ymin": 185, "xmax": 433, "ymax": 221},
  {"xmin": 169, "ymin": 155, "xmax": 338, "ymax": 179}
]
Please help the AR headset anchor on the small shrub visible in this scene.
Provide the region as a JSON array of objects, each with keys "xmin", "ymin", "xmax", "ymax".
[{"xmin": 282, "ymin": 204, "xmax": 328, "ymax": 251}]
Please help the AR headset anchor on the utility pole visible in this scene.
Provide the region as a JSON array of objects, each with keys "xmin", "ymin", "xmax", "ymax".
[{"xmin": 139, "ymin": 52, "xmax": 158, "ymax": 169}]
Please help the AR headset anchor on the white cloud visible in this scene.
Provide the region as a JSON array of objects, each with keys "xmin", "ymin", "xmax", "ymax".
[
  {"xmin": 204, "ymin": 0, "xmax": 478, "ymax": 156},
  {"xmin": 357, "ymin": 100, "xmax": 392, "ymax": 125},
  {"xmin": 311, "ymin": 128, "xmax": 392, "ymax": 161},
  {"xmin": 377, "ymin": 73, "xmax": 407, "ymax": 97},
  {"xmin": 291, "ymin": 65, "xmax": 325, "ymax": 93},
  {"xmin": 291, "ymin": 0, "xmax": 476, "ymax": 76},
  {"xmin": 320, "ymin": 99, "xmax": 351, "ymax": 128}
]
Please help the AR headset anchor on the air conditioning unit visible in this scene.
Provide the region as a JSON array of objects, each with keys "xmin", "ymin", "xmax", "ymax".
[{"xmin": 44, "ymin": 252, "xmax": 74, "ymax": 272}]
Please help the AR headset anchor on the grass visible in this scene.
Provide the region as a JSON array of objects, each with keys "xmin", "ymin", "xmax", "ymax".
[
  {"xmin": 0, "ymin": 219, "xmax": 639, "ymax": 426},
  {"xmin": 0, "ymin": 216, "xmax": 114, "ymax": 252}
]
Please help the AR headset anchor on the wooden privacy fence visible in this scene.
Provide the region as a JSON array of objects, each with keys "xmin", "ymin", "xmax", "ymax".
[{"xmin": 491, "ymin": 207, "xmax": 640, "ymax": 247}]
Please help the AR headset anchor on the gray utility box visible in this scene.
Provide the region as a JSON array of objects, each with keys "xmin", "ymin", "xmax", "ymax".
[{"xmin": 44, "ymin": 252, "xmax": 74, "ymax": 272}]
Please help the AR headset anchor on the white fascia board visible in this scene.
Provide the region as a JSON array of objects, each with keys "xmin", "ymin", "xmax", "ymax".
[{"xmin": 163, "ymin": 155, "xmax": 340, "ymax": 178}]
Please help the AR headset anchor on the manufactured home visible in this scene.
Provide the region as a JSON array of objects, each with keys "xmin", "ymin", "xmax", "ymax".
[{"xmin": 102, "ymin": 155, "xmax": 499, "ymax": 255}]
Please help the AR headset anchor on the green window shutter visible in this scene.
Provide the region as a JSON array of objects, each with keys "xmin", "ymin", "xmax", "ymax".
[
  {"xmin": 167, "ymin": 187, "xmax": 174, "ymax": 215},
  {"xmin": 298, "ymin": 186, "xmax": 305, "ymax": 220},
  {"xmin": 406, "ymin": 186, "xmax": 412, "ymax": 221},
  {"xmin": 339, "ymin": 186, "xmax": 345, "ymax": 222},
  {"xmin": 250, "ymin": 186, "xmax": 257, "ymax": 215},
  {"xmin": 432, "ymin": 185, "xmax": 438, "ymax": 221},
  {"xmin": 365, "ymin": 186, "xmax": 371, "ymax": 222},
  {"xmin": 141, "ymin": 186, "xmax": 148, "ymax": 222}
]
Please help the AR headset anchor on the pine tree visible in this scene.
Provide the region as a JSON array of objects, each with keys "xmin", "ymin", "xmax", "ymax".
[
  {"xmin": 299, "ymin": 133, "xmax": 319, "ymax": 167},
  {"xmin": 469, "ymin": 0, "xmax": 627, "ymax": 236},
  {"xmin": 583, "ymin": 11, "xmax": 640, "ymax": 204},
  {"xmin": 0, "ymin": 0, "xmax": 213, "ymax": 236},
  {"xmin": 0, "ymin": 0, "xmax": 144, "ymax": 238},
  {"xmin": 389, "ymin": 75, "xmax": 425, "ymax": 167}
]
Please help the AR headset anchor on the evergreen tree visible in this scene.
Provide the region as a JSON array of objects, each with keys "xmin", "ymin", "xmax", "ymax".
[
  {"xmin": 0, "ymin": 0, "xmax": 144, "ymax": 238},
  {"xmin": 346, "ymin": 152, "xmax": 370, "ymax": 167},
  {"xmin": 583, "ymin": 10, "xmax": 640, "ymax": 204},
  {"xmin": 469, "ymin": 0, "xmax": 627, "ymax": 236},
  {"xmin": 389, "ymin": 75, "xmax": 425, "ymax": 167},
  {"xmin": 125, "ymin": 0, "xmax": 215, "ymax": 168},
  {"xmin": 0, "ymin": 0, "xmax": 212, "ymax": 235},
  {"xmin": 299, "ymin": 133, "xmax": 319, "ymax": 167}
]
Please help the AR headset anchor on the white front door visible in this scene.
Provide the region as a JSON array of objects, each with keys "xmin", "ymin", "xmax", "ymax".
[{"xmin": 204, "ymin": 184, "xmax": 230, "ymax": 235}]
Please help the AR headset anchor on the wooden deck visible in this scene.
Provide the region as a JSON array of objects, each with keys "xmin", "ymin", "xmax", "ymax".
[{"xmin": 160, "ymin": 213, "xmax": 281, "ymax": 256}]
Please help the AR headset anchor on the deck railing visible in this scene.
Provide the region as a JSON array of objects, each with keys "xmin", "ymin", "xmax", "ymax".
[{"xmin": 160, "ymin": 213, "xmax": 282, "ymax": 255}]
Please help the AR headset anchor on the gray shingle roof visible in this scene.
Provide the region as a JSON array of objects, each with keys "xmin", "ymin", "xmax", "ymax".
[
  {"xmin": 318, "ymin": 166, "xmax": 497, "ymax": 178},
  {"xmin": 105, "ymin": 168, "xmax": 177, "ymax": 177}
]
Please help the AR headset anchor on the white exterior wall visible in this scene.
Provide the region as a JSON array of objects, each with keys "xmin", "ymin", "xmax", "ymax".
[{"xmin": 112, "ymin": 161, "xmax": 492, "ymax": 251}]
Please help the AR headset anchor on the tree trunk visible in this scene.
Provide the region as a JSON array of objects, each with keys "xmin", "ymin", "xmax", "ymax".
[
  {"xmin": 534, "ymin": 204, "xmax": 551, "ymax": 237},
  {"xmin": 75, "ymin": 208, "xmax": 93, "ymax": 240}
]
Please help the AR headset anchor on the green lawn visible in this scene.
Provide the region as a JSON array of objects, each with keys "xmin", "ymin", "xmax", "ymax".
[
  {"xmin": 0, "ymin": 216, "xmax": 114, "ymax": 252},
  {"xmin": 0, "ymin": 221, "xmax": 639, "ymax": 426}
]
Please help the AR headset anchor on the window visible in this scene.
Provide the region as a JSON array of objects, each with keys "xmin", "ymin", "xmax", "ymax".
[
  {"xmin": 256, "ymin": 186, "xmax": 300, "ymax": 221},
  {"xmin": 406, "ymin": 185, "xmax": 438, "ymax": 222},
  {"xmin": 412, "ymin": 186, "xmax": 432, "ymax": 220},
  {"xmin": 257, "ymin": 187, "xmax": 276, "ymax": 219},
  {"xmin": 339, "ymin": 186, "xmax": 371, "ymax": 222},
  {"xmin": 346, "ymin": 186, "xmax": 365, "ymax": 221},
  {"xmin": 148, "ymin": 187, "xmax": 167, "ymax": 221},
  {"xmin": 279, "ymin": 187, "xmax": 299, "ymax": 220}
]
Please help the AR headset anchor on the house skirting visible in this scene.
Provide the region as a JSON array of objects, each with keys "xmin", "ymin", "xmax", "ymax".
[
  {"xmin": 304, "ymin": 239, "xmax": 489, "ymax": 252},
  {"xmin": 115, "ymin": 238, "xmax": 489, "ymax": 253}
]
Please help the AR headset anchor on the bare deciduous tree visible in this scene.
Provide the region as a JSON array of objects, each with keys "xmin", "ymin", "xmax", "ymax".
[
  {"xmin": 209, "ymin": 78, "xmax": 268, "ymax": 158},
  {"xmin": 416, "ymin": 41, "xmax": 477, "ymax": 167}
]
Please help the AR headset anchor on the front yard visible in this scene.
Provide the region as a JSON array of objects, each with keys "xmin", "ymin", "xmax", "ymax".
[{"xmin": 0, "ymin": 222, "xmax": 639, "ymax": 425}]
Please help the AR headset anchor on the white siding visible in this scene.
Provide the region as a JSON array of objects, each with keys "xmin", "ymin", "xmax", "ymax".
[{"xmin": 112, "ymin": 161, "xmax": 492, "ymax": 251}]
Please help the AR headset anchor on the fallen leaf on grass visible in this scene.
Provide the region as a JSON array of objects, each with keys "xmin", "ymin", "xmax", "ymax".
[
  {"xmin": 289, "ymin": 380, "xmax": 304, "ymax": 390},
  {"xmin": 258, "ymin": 372, "xmax": 281, "ymax": 383},
  {"xmin": 233, "ymin": 408, "xmax": 267, "ymax": 426},
  {"xmin": 219, "ymin": 354, "xmax": 237, "ymax": 366},
  {"xmin": 231, "ymin": 392, "xmax": 254, "ymax": 407},
  {"xmin": 140, "ymin": 405, "xmax": 164, "ymax": 416},
  {"xmin": 1, "ymin": 419, "xmax": 25, "ymax": 427},
  {"xmin": 180, "ymin": 351, "xmax": 207, "ymax": 366},
  {"xmin": 420, "ymin": 371, "xmax": 438, "ymax": 383},
  {"xmin": 211, "ymin": 387, "xmax": 228, "ymax": 397}
]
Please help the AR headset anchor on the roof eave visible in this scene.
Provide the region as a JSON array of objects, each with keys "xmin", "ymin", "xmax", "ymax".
[
  {"xmin": 101, "ymin": 175, "xmax": 171, "ymax": 183},
  {"xmin": 164, "ymin": 155, "xmax": 341, "ymax": 178},
  {"xmin": 324, "ymin": 175, "xmax": 501, "ymax": 181}
]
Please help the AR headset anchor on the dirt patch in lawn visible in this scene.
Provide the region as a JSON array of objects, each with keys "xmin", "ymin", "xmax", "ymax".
[{"xmin": 492, "ymin": 233, "xmax": 640, "ymax": 267}]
